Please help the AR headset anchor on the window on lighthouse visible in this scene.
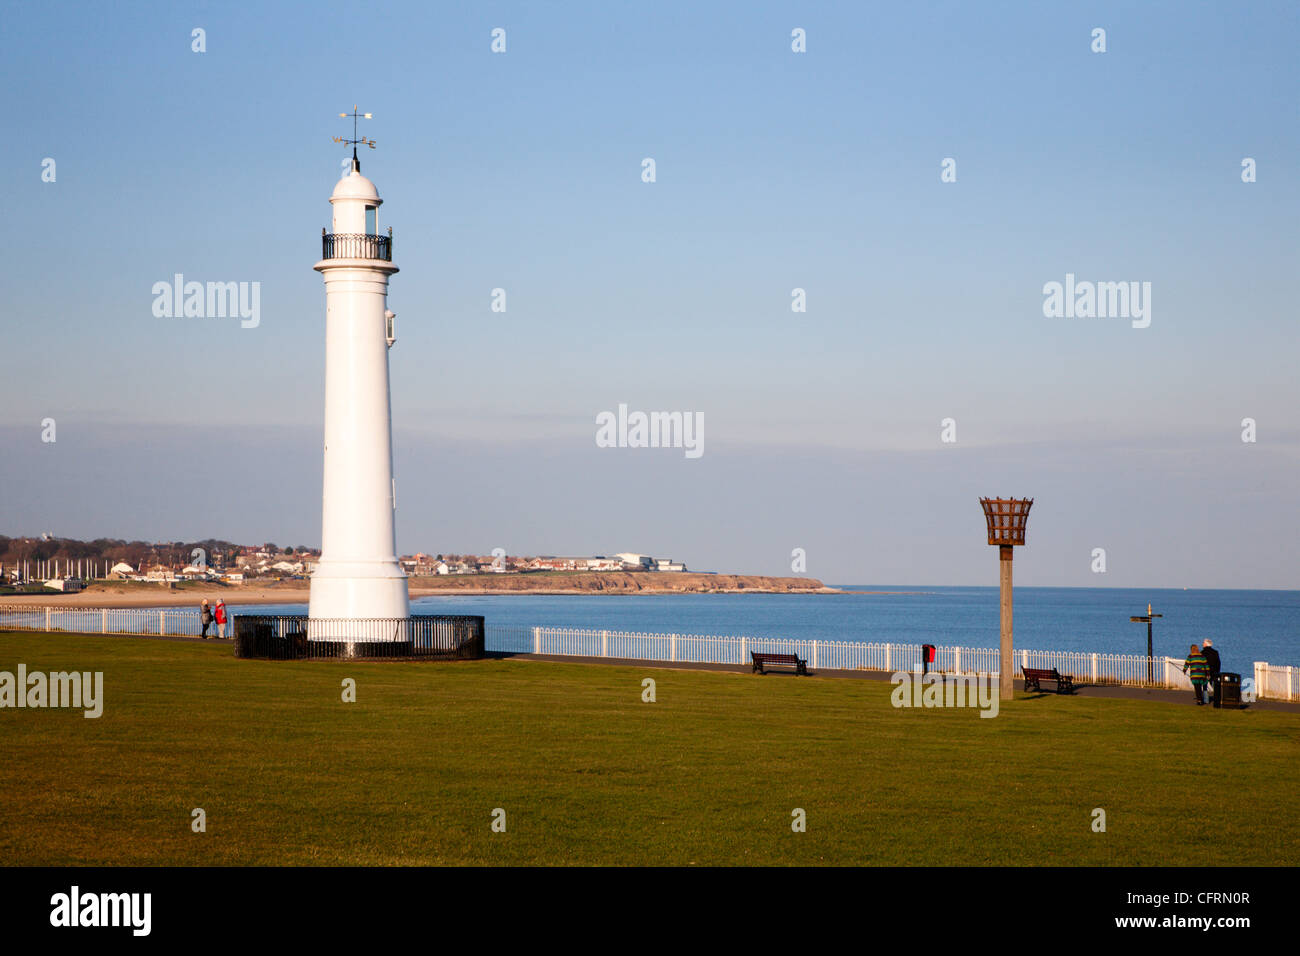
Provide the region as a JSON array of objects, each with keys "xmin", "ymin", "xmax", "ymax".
[{"xmin": 365, "ymin": 205, "xmax": 377, "ymax": 236}]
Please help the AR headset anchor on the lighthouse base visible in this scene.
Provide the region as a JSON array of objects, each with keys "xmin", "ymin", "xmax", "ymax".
[{"xmin": 308, "ymin": 560, "xmax": 410, "ymax": 639}]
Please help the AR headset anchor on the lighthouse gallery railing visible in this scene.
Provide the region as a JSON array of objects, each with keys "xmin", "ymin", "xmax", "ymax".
[{"xmin": 321, "ymin": 231, "xmax": 392, "ymax": 261}]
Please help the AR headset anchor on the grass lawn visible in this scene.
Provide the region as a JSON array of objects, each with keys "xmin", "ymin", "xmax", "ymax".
[{"xmin": 1, "ymin": 631, "xmax": 1297, "ymax": 866}]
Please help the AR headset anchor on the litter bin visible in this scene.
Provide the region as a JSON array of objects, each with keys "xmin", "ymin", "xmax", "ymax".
[{"xmin": 1217, "ymin": 672, "xmax": 1242, "ymax": 709}]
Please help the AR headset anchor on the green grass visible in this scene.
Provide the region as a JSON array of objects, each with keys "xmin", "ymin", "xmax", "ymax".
[{"xmin": 1, "ymin": 631, "xmax": 1297, "ymax": 866}]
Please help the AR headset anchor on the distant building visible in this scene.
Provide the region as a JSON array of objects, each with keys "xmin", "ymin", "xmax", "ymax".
[
  {"xmin": 43, "ymin": 578, "xmax": 83, "ymax": 593},
  {"xmin": 529, "ymin": 556, "xmax": 582, "ymax": 571},
  {"xmin": 401, "ymin": 553, "xmax": 441, "ymax": 575},
  {"xmin": 613, "ymin": 553, "xmax": 685, "ymax": 572},
  {"xmin": 409, "ymin": 551, "xmax": 686, "ymax": 574}
]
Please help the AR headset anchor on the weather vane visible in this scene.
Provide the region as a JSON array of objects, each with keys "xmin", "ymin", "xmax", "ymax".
[{"xmin": 333, "ymin": 105, "xmax": 376, "ymax": 160}]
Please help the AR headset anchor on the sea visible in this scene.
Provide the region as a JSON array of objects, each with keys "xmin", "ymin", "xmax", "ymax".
[{"xmin": 209, "ymin": 586, "xmax": 1300, "ymax": 668}]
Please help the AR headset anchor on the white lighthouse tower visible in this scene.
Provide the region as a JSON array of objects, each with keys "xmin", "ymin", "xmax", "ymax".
[{"xmin": 308, "ymin": 112, "xmax": 409, "ymax": 637}]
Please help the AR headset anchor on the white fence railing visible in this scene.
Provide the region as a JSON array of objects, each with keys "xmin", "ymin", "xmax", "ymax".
[
  {"xmin": 1254, "ymin": 662, "xmax": 1299, "ymax": 702},
  {"xmin": 0, "ymin": 604, "xmax": 205, "ymax": 636},
  {"xmin": 2, "ymin": 605, "xmax": 1294, "ymax": 701}
]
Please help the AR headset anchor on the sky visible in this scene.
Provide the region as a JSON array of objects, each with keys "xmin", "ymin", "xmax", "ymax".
[{"xmin": 0, "ymin": 1, "xmax": 1296, "ymax": 587}]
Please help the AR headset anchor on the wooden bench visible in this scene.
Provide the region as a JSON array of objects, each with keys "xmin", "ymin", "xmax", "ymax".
[
  {"xmin": 1022, "ymin": 665, "xmax": 1075, "ymax": 694},
  {"xmin": 752, "ymin": 651, "xmax": 808, "ymax": 676}
]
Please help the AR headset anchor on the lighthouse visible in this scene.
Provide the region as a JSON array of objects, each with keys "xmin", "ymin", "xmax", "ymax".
[{"xmin": 308, "ymin": 121, "xmax": 409, "ymax": 637}]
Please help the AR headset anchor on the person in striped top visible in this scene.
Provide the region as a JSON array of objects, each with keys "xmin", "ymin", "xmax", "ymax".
[{"xmin": 1183, "ymin": 644, "xmax": 1210, "ymax": 705}]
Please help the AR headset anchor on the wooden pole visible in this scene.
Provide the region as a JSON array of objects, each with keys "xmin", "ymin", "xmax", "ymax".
[
  {"xmin": 1147, "ymin": 618, "xmax": 1154, "ymax": 682},
  {"xmin": 999, "ymin": 544, "xmax": 1014, "ymax": 700},
  {"xmin": 1130, "ymin": 603, "xmax": 1162, "ymax": 684}
]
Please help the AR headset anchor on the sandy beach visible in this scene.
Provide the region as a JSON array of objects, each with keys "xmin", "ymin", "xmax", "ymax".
[{"xmin": 1, "ymin": 583, "xmax": 311, "ymax": 609}]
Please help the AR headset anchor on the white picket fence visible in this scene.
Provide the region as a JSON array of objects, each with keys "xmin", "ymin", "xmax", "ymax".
[
  {"xmin": 1253, "ymin": 662, "xmax": 1299, "ymax": 702},
  {"xmin": 489, "ymin": 625, "xmax": 1195, "ymax": 688},
  {"xmin": 2, "ymin": 604, "xmax": 1295, "ymax": 701},
  {"xmin": 0, "ymin": 604, "xmax": 208, "ymax": 637}
]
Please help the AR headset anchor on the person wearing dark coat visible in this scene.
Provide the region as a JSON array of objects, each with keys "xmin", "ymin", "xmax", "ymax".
[
  {"xmin": 1202, "ymin": 640, "xmax": 1222, "ymax": 706},
  {"xmin": 200, "ymin": 599, "xmax": 213, "ymax": 639}
]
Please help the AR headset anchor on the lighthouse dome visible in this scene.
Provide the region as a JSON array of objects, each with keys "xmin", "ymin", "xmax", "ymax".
[{"xmin": 331, "ymin": 167, "xmax": 381, "ymax": 204}]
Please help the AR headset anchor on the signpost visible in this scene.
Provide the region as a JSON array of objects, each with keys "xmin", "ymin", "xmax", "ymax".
[{"xmin": 1130, "ymin": 603, "xmax": 1163, "ymax": 683}]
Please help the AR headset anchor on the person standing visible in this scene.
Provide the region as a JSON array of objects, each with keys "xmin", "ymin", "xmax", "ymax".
[
  {"xmin": 1202, "ymin": 639, "xmax": 1222, "ymax": 706},
  {"xmin": 200, "ymin": 599, "xmax": 213, "ymax": 639},
  {"xmin": 214, "ymin": 599, "xmax": 228, "ymax": 639},
  {"xmin": 1183, "ymin": 644, "xmax": 1209, "ymax": 705}
]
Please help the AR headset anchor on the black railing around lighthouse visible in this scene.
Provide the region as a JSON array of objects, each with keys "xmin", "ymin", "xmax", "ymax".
[
  {"xmin": 321, "ymin": 229, "xmax": 392, "ymax": 261},
  {"xmin": 233, "ymin": 614, "xmax": 485, "ymax": 660}
]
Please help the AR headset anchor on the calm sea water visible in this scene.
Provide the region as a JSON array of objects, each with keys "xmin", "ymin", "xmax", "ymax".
[{"xmin": 213, "ymin": 586, "xmax": 1300, "ymax": 668}]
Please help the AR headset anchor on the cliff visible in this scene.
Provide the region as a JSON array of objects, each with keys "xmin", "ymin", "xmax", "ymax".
[{"xmin": 410, "ymin": 571, "xmax": 833, "ymax": 594}]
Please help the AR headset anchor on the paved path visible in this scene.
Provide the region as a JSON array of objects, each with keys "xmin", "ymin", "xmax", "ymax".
[
  {"xmin": 2, "ymin": 631, "xmax": 233, "ymax": 646},
  {"xmin": 490, "ymin": 651, "xmax": 1300, "ymax": 713}
]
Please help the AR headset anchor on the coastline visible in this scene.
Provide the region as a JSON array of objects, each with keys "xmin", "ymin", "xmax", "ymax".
[{"xmin": 0, "ymin": 573, "xmax": 860, "ymax": 609}]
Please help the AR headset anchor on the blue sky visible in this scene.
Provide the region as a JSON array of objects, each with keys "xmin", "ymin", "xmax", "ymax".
[{"xmin": 1, "ymin": 1, "xmax": 1296, "ymax": 587}]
